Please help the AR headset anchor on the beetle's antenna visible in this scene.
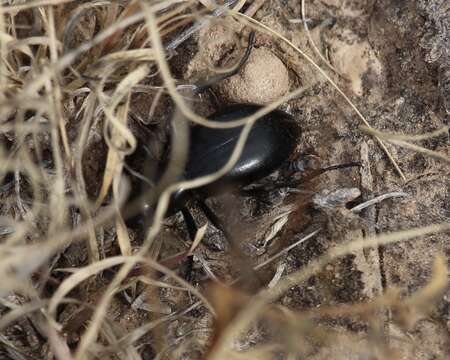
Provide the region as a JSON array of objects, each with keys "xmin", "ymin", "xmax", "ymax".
[
  {"xmin": 318, "ymin": 161, "xmax": 361, "ymax": 174},
  {"xmin": 193, "ymin": 31, "xmax": 256, "ymax": 94},
  {"xmin": 242, "ymin": 162, "xmax": 362, "ymax": 193},
  {"xmin": 290, "ymin": 161, "xmax": 362, "ymax": 186}
]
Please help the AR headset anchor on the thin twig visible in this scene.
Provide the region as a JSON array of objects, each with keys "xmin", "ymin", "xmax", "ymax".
[
  {"xmin": 244, "ymin": 0, "xmax": 267, "ymax": 17},
  {"xmin": 301, "ymin": 0, "xmax": 339, "ymax": 73},
  {"xmin": 361, "ymin": 124, "xmax": 450, "ymax": 142},
  {"xmin": 254, "ymin": 229, "xmax": 321, "ymax": 271},
  {"xmin": 351, "ymin": 192, "xmax": 409, "ymax": 213}
]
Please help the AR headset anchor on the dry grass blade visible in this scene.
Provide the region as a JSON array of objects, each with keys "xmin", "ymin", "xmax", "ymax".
[
  {"xmin": 95, "ymin": 64, "xmax": 147, "ymax": 208},
  {"xmin": 45, "ymin": 0, "xmax": 72, "ymax": 161},
  {"xmin": 46, "ymin": 324, "xmax": 75, "ymax": 360},
  {"xmin": 301, "ymin": 0, "xmax": 339, "ymax": 73},
  {"xmin": 6, "ymin": 36, "xmax": 57, "ymax": 56},
  {"xmin": 72, "ymin": 91, "xmax": 99, "ymax": 262},
  {"xmin": 0, "ymin": 300, "xmax": 47, "ymax": 331},
  {"xmin": 102, "ymin": 314, "xmax": 177, "ymax": 354},
  {"xmin": 361, "ymin": 124, "xmax": 450, "ymax": 142},
  {"xmin": 21, "ymin": 10, "xmax": 146, "ymax": 95},
  {"xmin": 0, "ymin": 10, "xmax": 6, "ymax": 104},
  {"xmin": 113, "ymin": 104, "xmax": 133, "ymax": 258},
  {"xmin": 387, "ymin": 139, "xmax": 450, "ymax": 165},
  {"xmin": 73, "ymin": 255, "xmax": 214, "ymax": 359},
  {"xmin": 351, "ymin": 192, "xmax": 408, "ymax": 213},
  {"xmin": 62, "ymin": 1, "xmax": 113, "ymax": 54},
  {"xmin": 260, "ymin": 206, "xmax": 295, "ymax": 249},
  {"xmin": 0, "ymin": 333, "xmax": 35, "ymax": 360},
  {"xmin": 244, "ymin": 0, "xmax": 267, "ymax": 17},
  {"xmin": 95, "ymin": 138, "xmax": 121, "ymax": 210},
  {"xmin": 188, "ymin": 223, "xmax": 208, "ymax": 255},
  {"xmin": 254, "ymin": 229, "xmax": 320, "ymax": 271},
  {"xmin": 0, "ymin": 0, "xmax": 75, "ymax": 13},
  {"xmin": 99, "ymin": 48, "xmax": 155, "ymax": 62},
  {"xmin": 49, "ymin": 254, "xmax": 213, "ymax": 315},
  {"xmin": 72, "ymin": 105, "xmax": 190, "ymax": 358},
  {"xmin": 48, "ymin": 256, "xmax": 128, "ymax": 318},
  {"xmin": 361, "ymin": 126, "xmax": 450, "ymax": 165},
  {"xmin": 301, "ymin": 288, "xmax": 402, "ymax": 319},
  {"xmin": 98, "ymin": 320, "xmax": 142, "ymax": 360},
  {"xmin": 0, "ymin": 244, "xmax": 55, "ymax": 297}
]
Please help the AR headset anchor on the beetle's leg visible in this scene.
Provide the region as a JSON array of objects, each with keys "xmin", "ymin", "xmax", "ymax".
[
  {"xmin": 237, "ymin": 162, "xmax": 361, "ymax": 214},
  {"xmin": 196, "ymin": 200, "xmax": 231, "ymax": 239},
  {"xmin": 239, "ymin": 187, "xmax": 267, "ymax": 198},
  {"xmin": 281, "ymin": 161, "xmax": 362, "ymax": 188},
  {"xmin": 181, "ymin": 207, "xmax": 197, "ymax": 241},
  {"xmin": 180, "ymin": 208, "xmax": 197, "ymax": 281},
  {"xmin": 196, "ymin": 199, "xmax": 263, "ymax": 292},
  {"xmin": 193, "ymin": 31, "xmax": 255, "ymax": 94},
  {"xmin": 320, "ymin": 161, "xmax": 361, "ymax": 173},
  {"xmin": 290, "ymin": 161, "xmax": 362, "ymax": 181}
]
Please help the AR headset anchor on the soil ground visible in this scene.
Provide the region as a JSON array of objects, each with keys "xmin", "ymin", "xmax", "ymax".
[{"xmin": 1, "ymin": 0, "xmax": 449, "ymax": 359}]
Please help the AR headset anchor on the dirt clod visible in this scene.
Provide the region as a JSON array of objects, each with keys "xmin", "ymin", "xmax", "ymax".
[{"xmin": 215, "ymin": 47, "xmax": 290, "ymax": 105}]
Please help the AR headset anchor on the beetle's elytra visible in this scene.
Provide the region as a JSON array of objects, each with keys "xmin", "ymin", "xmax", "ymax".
[{"xmin": 166, "ymin": 104, "xmax": 300, "ymax": 216}]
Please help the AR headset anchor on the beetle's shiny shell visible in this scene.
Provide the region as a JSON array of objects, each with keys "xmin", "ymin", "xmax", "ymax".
[{"xmin": 167, "ymin": 104, "xmax": 300, "ymax": 215}]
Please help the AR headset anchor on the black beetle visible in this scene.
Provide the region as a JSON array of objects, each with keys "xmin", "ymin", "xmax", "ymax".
[
  {"xmin": 164, "ymin": 104, "xmax": 300, "ymax": 217},
  {"xmin": 123, "ymin": 38, "xmax": 300, "ymax": 285},
  {"xmin": 127, "ymin": 103, "xmax": 300, "ymax": 245},
  {"xmin": 125, "ymin": 31, "xmax": 300, "ymax": 239},
  {"xmin": 126, "ymin": 103, "xmax": 300, "ymax": 283}
]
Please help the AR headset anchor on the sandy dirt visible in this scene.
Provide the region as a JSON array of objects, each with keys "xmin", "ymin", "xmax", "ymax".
[{"xmin": 1, "ymin": 0, "xmax": 449, "ymax": 359}]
